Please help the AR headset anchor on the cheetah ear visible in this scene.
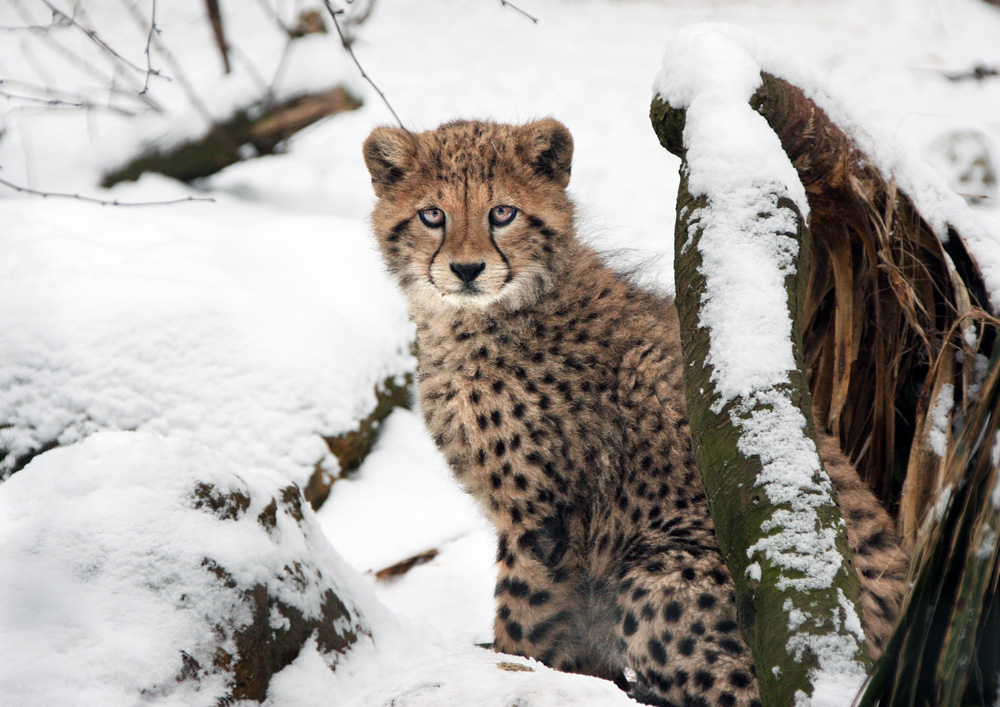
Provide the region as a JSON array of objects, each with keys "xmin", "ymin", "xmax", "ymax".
[
  {"xmin": 363, "ymin": 126, "xmax": 418, "ymax": 197},
  {"xmin": 519, "ymin": 119, "xmax": 574, "ymax": 188}
]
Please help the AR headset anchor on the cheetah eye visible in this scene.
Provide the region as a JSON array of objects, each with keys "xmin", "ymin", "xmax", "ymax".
[
  {"xmin": 489, "ymin": 205, "xmax": 518, "ymax": 227},
  {"xmin": 419, "ymin": 208, "xmax": 446, "ymax": 228}
]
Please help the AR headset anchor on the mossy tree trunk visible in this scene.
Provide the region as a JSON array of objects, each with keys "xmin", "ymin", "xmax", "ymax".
[{"xmin": 652, "ymin": 96, "xmax": 869, "ymax": 705}]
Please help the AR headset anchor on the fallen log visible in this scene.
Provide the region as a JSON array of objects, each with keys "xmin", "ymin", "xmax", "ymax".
[{"xmin": 102, "ymin": 85, "xmax": 361, "ymax": 187}]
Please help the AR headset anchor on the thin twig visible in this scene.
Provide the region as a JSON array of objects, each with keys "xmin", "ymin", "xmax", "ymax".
[
  {"xmin": 47, "ymin": 34, "xmax": 164, "ymax": 111},
  {"xmin": 8, "ymin": 0, "xmax": 163, "ymax": 112},
  {"xmin": 0, "ymin": 22, "xmax": 65, "ymax": 32},
  {"xmin": 0, "ymin": 89, "xmax": 130, "ymax": 115},
  {"xmin": 141, "ymin": 0, "xmax": 159, "ymax": 95},
  {"xmin": 499, "ymin": 0, "xmax": 538, "ymax": 24},
  {"xmin": 119, "ymin": 0, "xmax": 213, "ymax": 127},
  {"xmin": 39, "ymin": 0, "xmax": 157, "ymax": 78},
  {"xmin": 0, "ymin": 79, "xmax": 85, "ymax": 108},
  {"xmin": 320, "ymin": 0, "xmax": 405, "ymax": 128},
  {"xmin": 0, "ymin": 175, "xmax": 214, "ymax": 207},
  {"xmin": 0, "ymin": 79, "xmax": 140, "ymax": 116}
]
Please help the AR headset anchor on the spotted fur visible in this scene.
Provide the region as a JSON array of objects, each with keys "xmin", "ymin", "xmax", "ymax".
[{"xmin": 363, "ymin": 119, "xmax": 908, "ymax": 706}]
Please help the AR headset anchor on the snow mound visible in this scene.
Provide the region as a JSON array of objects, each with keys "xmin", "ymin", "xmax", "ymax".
[
  {"xmin": 0, "ymin": 431, "xmax": 379, "ymax": 706},
  {"xmin": 0, "ymin": 188, "xmax": 414, "ymax": 487},
  {"xmin": 338, "ymin": 650, "xmax": 638, "ymax": 707}
]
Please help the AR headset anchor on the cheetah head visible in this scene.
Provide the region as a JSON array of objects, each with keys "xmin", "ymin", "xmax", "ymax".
[{"xmin": 363, "ymin": 119, "xmax": 575, "ymax": 311}]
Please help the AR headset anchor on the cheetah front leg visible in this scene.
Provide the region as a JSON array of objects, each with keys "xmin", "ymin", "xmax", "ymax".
[
  {"xmin": 615, "ymin": 528, "xmax": 761, "ymax": 707},
  {"xmin": 492, "ymin": 528, "xmax": 628, "ymax": 687}
]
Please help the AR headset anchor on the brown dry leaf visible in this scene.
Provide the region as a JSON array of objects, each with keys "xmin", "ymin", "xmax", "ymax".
[{"xmin": 373, "ymin": 549, "xmax": 440, "ymax": 582}]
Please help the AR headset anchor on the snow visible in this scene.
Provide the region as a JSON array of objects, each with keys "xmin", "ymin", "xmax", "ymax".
[
  {"xmin": 928, "ymin": 384, "xmax": 956, "ymax": 457},
  {"xmin": 267, "ymin": 628, "xmax": 638, "ymax": 707},
  {"xmin": 838, "ymin": 589, "xmax": 867, "ymax": 645},
  {"xmin": 318, "ymin": 409, "xmax": 490, "ymax": 575},
  {"xmin": 785, "ymin": 598, "xmax": 809, "ymax": 632},
  {"xmin": 742, "ymin": 394, "xmax": 844, "ymax": 594},
  {"xmin": 936, "ymin": 483, "xmax": 956, "ymax": 521},
  {"xmin": 655, "ymin": 26, "xmax": 807, "ymax": 406},
  {"xmin": 339, "ymin": 650, "xmax": 637, "ymax": 707},
  {"xmin": 976, "ymin": 525, "xmax": 997, "ymax": 560},
  {"xmin": 318, "ymin": 408, "xmax": 497, "ymax": 647},
  {"xmin": 785, "ymin": 591, "xmax": 868, "ymax": 707},
  {"xmin": 1, "ymin": 0, "xmax": 999, "ymax": 704}
]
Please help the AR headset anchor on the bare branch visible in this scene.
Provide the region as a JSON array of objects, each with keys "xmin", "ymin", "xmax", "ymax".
[
  {"xmin": 205, "ymin": 0, "xmax": 231, "ymax": 74},
  {"xmin": 39, "ymin": 0, "xmax": 160, "ymax": 78},
  {"xmin": 0, "ymin": 78, "xmax": 144, "ymax": 116},
  {"xmin": 0, "ymin": 22, "xmax": 65, "ymax": 32},
  {"xmin": 141, "ymin": 0, "xmax": 160, "ymax": 95},
  {"xmin": 119, "ymin": 0, "xmax": 214, "ymax": 127},
  {"xmin": 0, "ymin": 174, "xmax": 214, "ymax": 207},
  {"xmin": 0, "ymin": 78, "xmax": 85, "ymax": 108},
  {"xmin": 499, "ymin": 0, "xmax": 538, "ymax": 24},
  {"xmin": 6, "ymin": 0, "xmax": 164, "ymax": 113},
  {"xmin": 320, "ymin": 0, "xmax": 405, "ymax": 129},
  {"xmin": 944, "ymin": 64, "xmax": 999, "ymax": 81}
]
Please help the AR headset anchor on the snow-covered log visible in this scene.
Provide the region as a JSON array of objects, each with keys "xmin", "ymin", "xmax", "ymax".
[
  {"xmin": 0, "ymin": 200, "xmax": 415, "ymax": 504},
  {"xmin": 653, "ymin": 28, "xmax": 997, "ymax": 542},
  {"xmin": 0, "ymin": 432, "xmax": 370, "ymax": 705}
]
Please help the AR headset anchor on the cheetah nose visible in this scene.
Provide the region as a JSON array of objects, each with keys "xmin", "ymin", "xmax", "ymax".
[{"xmin": 450, "ymin": 262, "xmax": 486, "ymax": 284}]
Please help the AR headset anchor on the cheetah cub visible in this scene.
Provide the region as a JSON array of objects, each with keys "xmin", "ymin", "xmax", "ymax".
[{"xmin": 363, "ymin": 119, "xmax": 907, "ymax": 707}]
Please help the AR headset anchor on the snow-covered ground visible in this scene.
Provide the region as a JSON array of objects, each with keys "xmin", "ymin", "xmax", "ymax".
[{"xmin": 1, "ymin": 0, "xmax": 999, "ymax": 704}]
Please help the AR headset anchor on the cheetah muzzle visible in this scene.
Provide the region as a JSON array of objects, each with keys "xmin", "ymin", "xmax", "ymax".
[{"xmin": 363, "ymin": 118, "xmax": 908, "ymax": 707}]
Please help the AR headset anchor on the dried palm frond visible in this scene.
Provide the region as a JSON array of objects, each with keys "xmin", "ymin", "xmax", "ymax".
[
  {"xmin": 750, "ymin": 74, "xmax": 1000, "ymax": 707},
  {"xmin": 858, "ymin": 339, "xmax": 1000, "ymax": 706},
  {"xmin": 748, "ymin": 74, "xmax": 1000, "ymax": 706},
  {"xmin": 749, "ymin": 74, "xmax": 995, "ymax": 543}
]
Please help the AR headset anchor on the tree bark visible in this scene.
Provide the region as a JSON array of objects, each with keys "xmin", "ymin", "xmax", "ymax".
[{"xmin": 305, "ymin": 373, "xmax": 412, "ymax": 509}]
